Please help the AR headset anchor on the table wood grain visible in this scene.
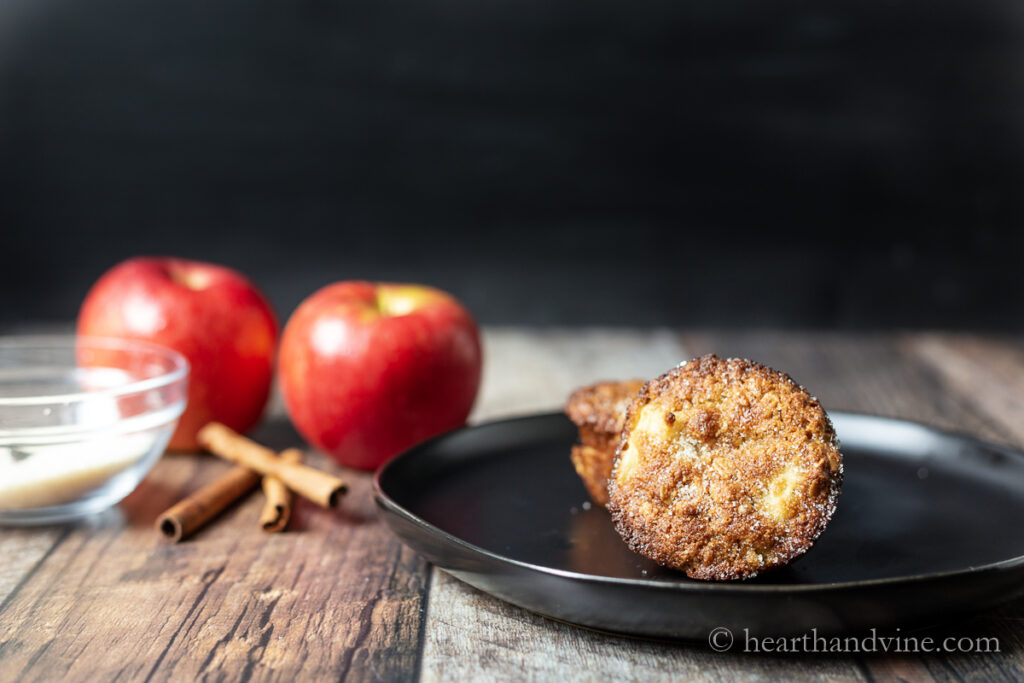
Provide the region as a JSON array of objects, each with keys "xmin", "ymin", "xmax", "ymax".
[{"xmin": 1, "ymin": 329, "xmax": 1022, "ymax": 682}]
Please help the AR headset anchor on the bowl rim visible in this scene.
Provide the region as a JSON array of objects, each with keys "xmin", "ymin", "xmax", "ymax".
[{"xmin": 0, "ymin": 335, "xmax": 189, "ymax": 406}]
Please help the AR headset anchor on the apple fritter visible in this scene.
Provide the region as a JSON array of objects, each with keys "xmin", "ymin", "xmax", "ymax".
[
  {"xmin": 565, "ymin": 379, "xmax": 645, "ymax": 506},
  {"xmin": 607, "ymin": 355, "xmax": 843, "ymax": 580}
]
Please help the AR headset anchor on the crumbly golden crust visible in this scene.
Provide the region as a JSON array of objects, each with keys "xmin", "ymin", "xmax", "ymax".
[
  {"xmin": 565, "ymin": 380, "xmax": 646, "ymax": 506},
  {"xmin": 570, "ymin": 445, "xmax": 613, "ymax": 506},
  {"xmin": 607, "ymin": 355, "xmax": 843, "ymax": 581},
  {"xmin": 566, "ymin": 380, "xmax": 646, "ymax": 435}
]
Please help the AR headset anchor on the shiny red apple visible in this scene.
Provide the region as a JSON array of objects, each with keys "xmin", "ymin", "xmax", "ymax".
[
  {"xmin": 77, "ymin": 257, "xmax": 278, "ymax": 450},
  {"xmin": 278, "ymin": 281, "xmax": 482, "ymax": 470}
]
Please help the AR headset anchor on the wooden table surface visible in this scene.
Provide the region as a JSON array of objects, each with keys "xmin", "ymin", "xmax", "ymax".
[{"xmin": 2, "ymin": 329, "xmax": 1023, "ymax": 682}]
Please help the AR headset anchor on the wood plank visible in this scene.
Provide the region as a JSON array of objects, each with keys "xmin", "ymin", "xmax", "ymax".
[
  {"xmin": 425, "ymin": 571, "xmax": 860, "ymax": 683},
  {"xmin": 422, "ymin": 328, "xmax": 867, "ymax": 682},
  {"xmin": 0, "ymin": 417, "xmax": 429, "ymax": 682},
  {"xmin": 469, "ymin": 327, "xmax": 689, "ymax": 423},
  {"xmin": 907, "ymin": 333, "xmax": 1024, "ymax": 443},
  {"xmin": 0, "ymin": 529, "xmax": 64, "ymax": 607}
]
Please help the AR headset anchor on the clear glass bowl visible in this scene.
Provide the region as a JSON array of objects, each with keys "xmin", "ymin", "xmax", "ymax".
[{"xmin": 0, "ymin": 336, "xmax": 188, "ymax": 524}]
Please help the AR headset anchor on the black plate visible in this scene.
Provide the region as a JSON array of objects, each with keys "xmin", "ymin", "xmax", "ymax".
[{"xmin": 373, "ymin": 412, "xmax": 1024, "ymax": 639}]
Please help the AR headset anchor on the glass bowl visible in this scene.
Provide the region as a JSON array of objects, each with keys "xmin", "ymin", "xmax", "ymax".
[{"xmin": 0, "ymin": 336, "xmax": 188, "ymax": 524}]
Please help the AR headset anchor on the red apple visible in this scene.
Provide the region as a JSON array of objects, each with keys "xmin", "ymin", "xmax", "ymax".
[
  {"xmin": 278, "ymin": 281, "xmax": 482, "ymax": 470},
  {"xmin": 77, "ymin": 257, "xmax": 278, "ymax": 450}
]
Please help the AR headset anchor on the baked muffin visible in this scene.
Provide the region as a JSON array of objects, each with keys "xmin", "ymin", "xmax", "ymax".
[
  {"xmin": 565, "ymin": 380, "xmax": 645, "ymax": 506},
  {"xmin": 607, "ymin": 355, "xmax": 842, "ymax": 580}
]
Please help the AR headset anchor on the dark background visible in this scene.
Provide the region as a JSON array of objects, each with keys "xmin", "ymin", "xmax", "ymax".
[{"xmin": 2, "ymin": 0, "xmax": 1023, "ymax": 328}]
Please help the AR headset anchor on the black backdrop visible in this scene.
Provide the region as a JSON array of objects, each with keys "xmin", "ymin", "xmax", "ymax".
[{"xmin": 2, "ymin": 0, "xmax": 1023, "ymax": 328}]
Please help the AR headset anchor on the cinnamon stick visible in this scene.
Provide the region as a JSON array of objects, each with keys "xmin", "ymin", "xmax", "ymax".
[
  {"xmin": 197, "ymin": 422, "xmax": 347, "ymax": 508},
  {"xmin": 156, "ymin": 464, "xmax": 260, "ymax": 542},
  {"xmin": 260, "ymin": 448, "xmax": 302, "ymax": 532}
]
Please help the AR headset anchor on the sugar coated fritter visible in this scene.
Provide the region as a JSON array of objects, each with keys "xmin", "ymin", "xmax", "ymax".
[
  {"xmin": 565, "ymin": 379, "xmax": 645, "ymax": 506},
  {"xmin": 607, "ymin": 355, "xmax": 843, "ymax": 580}
]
